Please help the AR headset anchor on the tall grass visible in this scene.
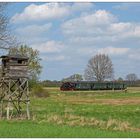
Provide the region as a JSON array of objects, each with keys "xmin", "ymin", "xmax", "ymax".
[{"xmin": 46, "ymin": 114, "xmax": 132, "ymax": 131}]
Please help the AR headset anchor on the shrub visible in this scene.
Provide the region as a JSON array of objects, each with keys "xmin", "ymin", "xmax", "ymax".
[{"xmin": 31, "ymin": 84, "xmax": 49, "ymax": 98}]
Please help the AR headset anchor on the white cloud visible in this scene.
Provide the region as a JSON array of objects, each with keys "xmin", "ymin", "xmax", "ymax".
[
  {"xmin": 98, "ymin": 47, "xmax": 130, "ymax": 55},
  {"xmin": 77, "ymin": 46, "xmax": 140, "ymax": 64},
  {"xmin": 31, "ymin": 40, "xmax": 65, "ymax": 53},
  {"xmin": 86, "ymin": 10, "xmax": 117, "ymax": 25},
  {"xmin": 11, "ymin": 3, "xmax": 70, "ymax": 23},
  {"xmin": 128, "ymin": 49, "xmax": 140, "ymax": 60},
  {"xmin": 129, "ymin": 54, "xmax": 140, "ymax": 60},
  {"xmin": 62, "ymin": 9, "xmax": 140, "ymax": 47},
  {"xmin": 78, "ymin": 46, "xmax": 130, "ymax": 56},
  {"xmin": 114, "ymin": 3, "xmax": 140, "ymax": 11},
  {"xmin": 62, "ymin": 10, "xmax": 118, "ymax": 37},
  {"xmin": 11, "ymin": 3, "xmax": 94, "ymax": 23},
  {"xmin": 15, "ymin": 23, "xmax": 52, "ymax": 36},
  {"xmin": 108, "ymin": 22, "xmax": 132, "ymax": 34},
  {"xmin": 62, "ymin": 10, "xmax": 116, "ymax": 29},
  {"xmin": 77, "ymin": 47, "xmax": 94, "ymax": 54},
  {"xmin": 71, "ymin": 3, "xmax": 94, "ymax": 12},
  {"xmin": 43, "ymin": 55, "xmax": 66, "ymax": 61}
]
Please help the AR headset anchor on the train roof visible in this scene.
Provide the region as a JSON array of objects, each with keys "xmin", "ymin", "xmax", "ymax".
[{"xmin": 62, "ymin": 81, "xmax": 125, "ymax": 84}]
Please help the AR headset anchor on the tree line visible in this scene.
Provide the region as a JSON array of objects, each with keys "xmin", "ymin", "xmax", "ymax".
[{"xmin": 41, "ymin": 54, "xmax": 140, "ymax": 87}]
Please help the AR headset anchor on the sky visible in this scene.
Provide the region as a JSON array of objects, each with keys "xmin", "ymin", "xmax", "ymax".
[{"xmin": 4, "ymin": 2, "xmax": 140, "ymax": 80}]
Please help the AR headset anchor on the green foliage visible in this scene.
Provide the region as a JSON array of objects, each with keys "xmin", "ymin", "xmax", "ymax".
[
  {"xmin": 29, "ymin": 80, "xmax": 37, "ymax": 90},
  {"xmin": 117, "ymin": 77, "xmax": 124, "ymax": 82},
  {"xmin": 41, "ymin": 80, "xmax": 62, "ymax": 87},
  {"xmin": 31, "ymin": 84, "xmax": 49, "ymax": 98},
  {"xmin": 62, "ymin": 74, "xmax": 83, "ymax": 82},
  {"xmin": 9, "ymin": 45, "xmax": 42, "ymax": 81}
]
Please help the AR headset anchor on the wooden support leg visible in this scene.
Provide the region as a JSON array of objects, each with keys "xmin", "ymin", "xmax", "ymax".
[
  {"xmin": 0, "ymin": 100, "xmax": 3, "ymax": 118},
  {"xmin": 7, "ymin": 101, "xmax": 10, "ymax": 120},
  {"xmin": 1, "ymin": 78, "xmax": 30, "ymax": 119},
  {"xmin": 26, "ymin": 100, "xmax": 30, "ymax": 120},
  {"xmin": 26, "ymin": 81, "xmax": 30, "ymax": 120}
]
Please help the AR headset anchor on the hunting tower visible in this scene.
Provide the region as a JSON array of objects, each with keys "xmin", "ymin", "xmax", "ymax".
[{"xmin": 0, "ymin": 54, "xmax": 30, "ymax": 119}]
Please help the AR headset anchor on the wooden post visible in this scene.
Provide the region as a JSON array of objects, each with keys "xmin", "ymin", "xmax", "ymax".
[
  {"xmin": 27, "ymin": 101, "xmax": 30, "ymax": 120},
  {"xmin": 7, "ymin": 81, "xmax": 10, "ymax": 120},
  {"xmin": 0, "ymin": 100, "xmax": 3, "ymax": 118},
  {"xmin": 7, "ymin": 101, "xmax": 10, "ymax": 120},
  {"xmin": 26, "ymin": 80, "xmax": 30, "ymax": 119}
]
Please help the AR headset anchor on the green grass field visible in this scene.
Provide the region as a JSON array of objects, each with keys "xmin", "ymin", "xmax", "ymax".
[{"xmin": 0, "ymin": 87, "xmax": 140, "ymax": 138}]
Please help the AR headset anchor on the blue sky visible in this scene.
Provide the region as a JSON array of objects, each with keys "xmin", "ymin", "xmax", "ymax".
[{"xmin": 5, "ymin": 2, "xmax": 140, "ymax": 80}]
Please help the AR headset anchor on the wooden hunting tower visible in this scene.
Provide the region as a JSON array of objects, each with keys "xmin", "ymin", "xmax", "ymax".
[{"xmin": 0, "ymin": 54, "xmax": 30, "ymax": 119}]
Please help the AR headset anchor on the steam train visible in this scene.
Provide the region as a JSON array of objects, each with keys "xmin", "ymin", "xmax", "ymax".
[{"xmin": 60, "ymin": 81, "xmax": 127, "ymax": 91}]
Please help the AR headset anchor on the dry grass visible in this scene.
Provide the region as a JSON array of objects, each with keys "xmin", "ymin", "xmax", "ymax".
[
  {"xmin": 45, "ymin": 114, "xmax": 135, "ymax": 132},
  {"xmin": 127, "ymin": 87, "xmax": 140, "ymax": 91},
  {"xmin": 52, "ymin": 94, "xmax": 140, "ymax": 105},
  {"xmin": 68, "ymin": 98, "xmax": 140, "ymax": 105}
]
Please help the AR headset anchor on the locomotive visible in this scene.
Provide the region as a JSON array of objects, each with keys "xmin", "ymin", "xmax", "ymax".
[{"xmin": 60, "ymin": 81, "xmax": 127, "ymax": 91}]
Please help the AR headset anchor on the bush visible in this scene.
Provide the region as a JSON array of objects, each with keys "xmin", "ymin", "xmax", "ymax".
[
  {"xmin": 31, "ymin": 84, "xmax": 49, "ymax": 98},
  {"xmin": 29, "ymin": 80, "xmax": 38, "ymax": 91}
]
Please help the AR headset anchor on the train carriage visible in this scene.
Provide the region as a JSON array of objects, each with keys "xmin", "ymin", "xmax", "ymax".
[{"xmin": 60, "ymin": 81, "xmax": 127, "ymax": 91}]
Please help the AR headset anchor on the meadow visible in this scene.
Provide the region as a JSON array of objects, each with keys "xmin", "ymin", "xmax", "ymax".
[{"xmin": 0, "ymin": 87, "xmax": 140, "ymax": 138}]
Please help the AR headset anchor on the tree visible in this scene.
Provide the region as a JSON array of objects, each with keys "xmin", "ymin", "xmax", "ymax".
[
  {"xmin": 126, "ymin": 73, "xmax": 138, "ymax": 87},
  {"xmin": 117, "ymin": 77, "xmax": 124, "ymax": 82},
  {"xmin": 126, "ymin": 73, "xmax": 138, "ymax": 82},
  {"xmin": 84, "ymin": 54, "xmax": 114, "ymax": 82},
  {"xmin": 9, "ymin": 45, "xmax": 42, "ymax": 81},
  {"xmin": 0, "ymin": 3, "xmax": 16, "ymax": 49},
  {"xmin": 41, "ymin": 80, "xmax": 61, "ymax": 87},
  {"xmin": 62, "ymin": 74, "xmax": 83, "ymax": 82}
]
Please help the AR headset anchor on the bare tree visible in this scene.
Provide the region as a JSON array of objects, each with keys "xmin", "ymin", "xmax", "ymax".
[
  {"xmin": 84, "ymin": 54, "xmax": 114, "ymax": 82},
  {"xmin": 0, "ymin": 3, "xmax": 16, "ymax": 49},
  {"xmin": 126, "ymin": 73, "xmax": 138, "ymax": 82},
  {"xmin": 126, "ymin": 73, "xmax": 138, "ymax": 86}
]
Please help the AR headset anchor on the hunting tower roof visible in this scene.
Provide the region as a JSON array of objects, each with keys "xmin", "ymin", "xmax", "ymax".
[{"xmin": 0, "ymin": 54, "xmax": 29, "ymax": 60}]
